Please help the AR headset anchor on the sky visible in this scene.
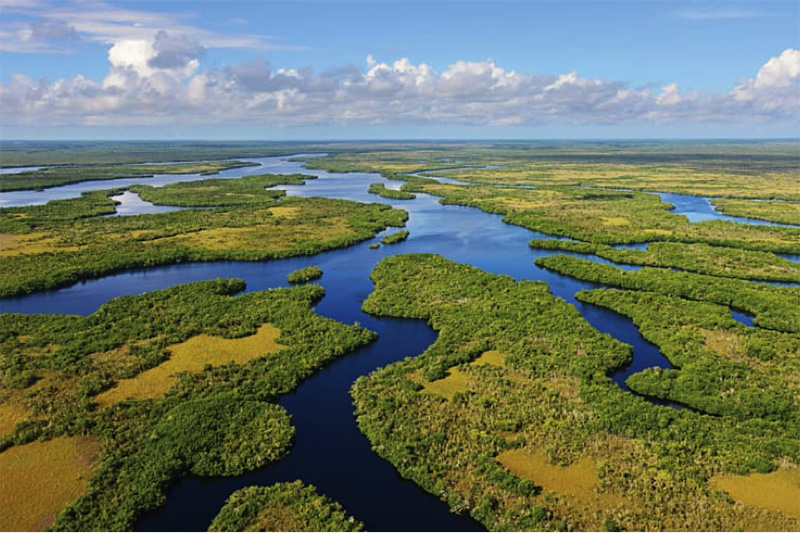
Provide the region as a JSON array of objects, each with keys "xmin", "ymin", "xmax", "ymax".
[{"xmin": 0, "ymin": 0, "xmax": 799, "ymax": 140}]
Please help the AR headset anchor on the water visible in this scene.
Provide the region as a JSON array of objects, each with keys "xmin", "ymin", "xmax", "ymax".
[
  {"xmin": 0, "ymin": 158, "xmax": 273, "ymax": 208},
  {"xmin": 2, "ymin": 154, "xmax": 762, "ymax": 531},
  {"xmin": 658, "ymin": 192, "xmax": 800, "ymax": 229},
  {"xmin": 0, "ymin": 166, "xmax": 42, "ymax": 174},
  {"xmin": 732, "ymin": 310, "xmax": 755, "ymax": 327},
  {"xmin": 106, "ymin": 191, "xmax": 184, "ymax": 217}
]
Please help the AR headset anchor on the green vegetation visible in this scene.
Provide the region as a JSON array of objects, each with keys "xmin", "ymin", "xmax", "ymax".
[
  {"xmin": 367, "ymin": 182, "xmax": 416, "ymax": 200},
  {"xmin": 712, "ymin": 198, "xmax": 800, "ymax": 226},
  {"xmin": 0, "ymin": 279, "xmax": 377, "ymax": 530},
  {"xmin": 536, "ymin": 255, "xmax": 800, "ymax": 333},
  {"xmin": 576, "ymin": 288, "xmax": 800, "ymax": 419},
  {"xmin": 0, "ymin": 161, "xmax": 258, "ymax": 192},
  {"xmin": 352, "ymin": 254, "xmax": 799, "ymax": 531},
  {"xmin": 0, "ymin": 177, "xmax": 407, "ymax": 297},
  {"xmin": 393, "ymin": 180, "xmax": 800, "ymax": 254},
  {"xmin": 530, "ymin": 240, "xmax": 800, "ymax": 283},
  {"xmin": 380, "ymin": 230, "xmax": 410, "ymax": 245},
  {"xmin": 209, "ymin": 481, "xmax": 364, "ymax": 532},
  {"xmin": 129, "ymin": 173, "xmax": 311, "ymax": 207},
  {"xmin": 306, "ymin": 141, "xmax": 800, "ymax": 200},
  {"xmin": 287, "ymin": 266, "xmax": 323, "ymax": 284}
]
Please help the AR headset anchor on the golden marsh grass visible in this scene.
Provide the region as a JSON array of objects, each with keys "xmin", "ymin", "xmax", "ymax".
[
  {"xmin": 0, "ymin": 436, "xmax": 100, "ymax": 532},
  {"xmin": 497, "ymin": 448, "xmax": 626, "ymax": 510},
  {"xmin": 95, "ymin": 323, "xmax": 283, "ymax": 407},
  {"xmin": 710, "ymin": 466, "xmax": 800, "ymax": 520},
  {"xmin": 0, "ymin": 402, "xmax": 29, "ymax": 437},
  {"xmin": 409, "ymin": 350, "xmax": 506, "ymax": 400}
]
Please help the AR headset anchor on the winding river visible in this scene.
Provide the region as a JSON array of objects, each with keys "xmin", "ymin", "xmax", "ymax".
[{"xmin": 0, "ymin": 155, "xmax": 793, "ymax": 531}]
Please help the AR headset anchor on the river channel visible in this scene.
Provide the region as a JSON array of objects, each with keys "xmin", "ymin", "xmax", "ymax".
[{"xmin": 0, "ymin": 154, "xmax": 791, "ymax": 531}]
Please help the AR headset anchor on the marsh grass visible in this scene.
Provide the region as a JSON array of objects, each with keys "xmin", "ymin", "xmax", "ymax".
[
  {"xmin": 95, "ymin": 324, "xmax": 283, "ymax": 407},
  {"xmin": 709, "ymin": 466, "xmax": 800, "ymax": 520},
  {"xmin": 497, "ymin": 448, "xmax": 627, "ymax": 510},
  {"xmin": 0, "ymin": 403, "xmax": 29, "ymax": 437},
  {"xmin": 0, "ymin": 436, "xmax": 101, "ymax": 531},
  {"xmin": 408, "ymin": 350, "xmax": 506, "ymax": 400}
]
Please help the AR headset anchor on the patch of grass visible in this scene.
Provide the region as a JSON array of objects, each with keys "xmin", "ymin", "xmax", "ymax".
[
  {"xmin": 497, "ymin": 448, "xmax": 627, "ymax": 510},
  {"xmin": 380, "ymin": 230, "xmax": 409, "ymax": 245},
  {"xmin": 287, "ymin": 266, "xmax": 323, "ymax": 284},
  {"xmin": 368, "ymin": 182, "xmax": 416, "ymax": 200},
  {"xmin": 408, "ymin": 369, "xmax": 471, "ymax": 401},
  {"xmin": 0, "ymin": 436, "xmax": 101, "ymax": 531},
  {"xmin": 474, "ymin": 350, "xmax": 506, "ymax": 367},
  {"xmin": 710, "ymin": 465, "xmax": 800, "ymax": 520},
  {"xmin": 713, "ymin": 198, "xmax": 800, "ymax": 226},
  {"xmin": 409, "ymin": 350, "xmax": 506, "ymax": 400},
  {"xmin": 94, "ymin": 324, "xmax": 284, "ymax": 407},
  {"xmin": 0, "ymin": 403, "xmax": 29, "ymax": 437},
  {"xmin": 209, "ymin": 481, "xmax": 364, "ymax": 532}
]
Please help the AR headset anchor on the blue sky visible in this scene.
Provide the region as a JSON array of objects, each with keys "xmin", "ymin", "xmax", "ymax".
[{"xmin": 1, "ymin": 1, "xmax": 798, "ymax": 139}]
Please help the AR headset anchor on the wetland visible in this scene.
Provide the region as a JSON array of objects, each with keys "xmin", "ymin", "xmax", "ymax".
[{"xmin": 1, "ymin": 141, "xmax": 798, "ymax": 532}]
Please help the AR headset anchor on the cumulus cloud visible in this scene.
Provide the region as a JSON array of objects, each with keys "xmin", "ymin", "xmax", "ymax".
[
  {"xmin": 1, "ymin": 37, "xmax": 798, "ymax": 130},
  {"xmin": 149, "ymin": 30, "xmax": 205, "ymax": 71}
]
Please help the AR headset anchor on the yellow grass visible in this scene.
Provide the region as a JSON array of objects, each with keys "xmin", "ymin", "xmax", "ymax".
[
  {"xmin": 269, "ymin": 206, "xmax": 301, "ymax": 219},
  {"xmin": 700, "ymin": 328, "xmax": 745, "ymax": 358},
  {"xmin": 160, "ymin": 219, "xmax": 353, "ymax": 252},
  {"xmin": 497, "ymin": 448, "xmax": 626, "ymax": 510},
  {"xmin": 0, "ymin": 436, "xmax": 100, "ymax": 532},
  {"xmin": 408, "ymin": 351, "xmax": 507, "ymax": 400},
  {"xmin": 473, "ymin": 350, "xmax": 506, "ymax": 367},
  {"xmin": 0, "ymin": 403, "xmax": 29, "ymax": 438},
  {"xmin": 0, "ymin": 233, "xmax": 81, "ymax": 257},
  {"xmin": 95, "ymin": 324, "xmax": 283, "ymax": 407},
  {"xmin": 601, "ymin": 217, "xmax": 630, "ymax": 226},
  {"xmin": 407, "ymin": 369, "xmax": 470, "ymax": 401},
  {"xmin": 710, "ymin": 466, "xmax": 800, "ymax": 519}
]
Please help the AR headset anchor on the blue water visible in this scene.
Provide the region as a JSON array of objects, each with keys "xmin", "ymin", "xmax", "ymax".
[
  {"xmin": 1, "ymin": 154, "xmax": 774, "ymax": 531},
  {"xmin": 106, "ymin": 191, "xmax": 184, "ymax": 217},
  {"xmin": 0, "ymin": 158, "xmax": 276, "ymax": 208},
  {"xmin": 732, "ymin": 310, "xmax": 756, "ymax": 327},
  {"xmin": 658, "ymin": 192, "xmax": 800, "ymax": 229}
]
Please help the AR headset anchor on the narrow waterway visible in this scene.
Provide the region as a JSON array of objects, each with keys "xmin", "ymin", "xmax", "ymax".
[{"xmin": 0, "ymin": 154, "xmax": 781, "ymax": 531}]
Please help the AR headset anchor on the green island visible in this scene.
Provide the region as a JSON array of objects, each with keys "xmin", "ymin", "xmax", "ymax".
[
  {"xmin": 0, "ymin": 174, "xmax": 407, "ymax": 297},
  {"xmin": 0, "ymin": 279, "xmax": 376, "ymax": 531},
  {"xmin": 380, "ymin": 230, "xmax": 410, "ymax": 245},
  {"xmin": 352, "ymin": 253, "xmax": 799, "ymax": 531},
  {"xmin": 0, "ymin": 160, "xmax": 259, "ymax": 192},
  {"xmin": 287, "ymin": 266, "xmax": 323, "ymax": 284},
  {"xmin": 711, "ymin": 198, "xmax": 800, "ymax": 226},
  {"xmin": 368, "ymin": 182, "xmax": 416, "ymax": 200},
  {"xmin": 529, "ymin": 239, "xmax": 800, "ymax": 283},
  {"xmin": 535, "ymin": 255, "xmax": 800, "ymax": 333},
  {"xmin": 209, "ymin": 481, "xmax": 364, "ymax": 532}
]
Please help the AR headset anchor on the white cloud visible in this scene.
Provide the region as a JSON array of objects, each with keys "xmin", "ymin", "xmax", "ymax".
[
  {"xmin": 754, "ymin": 48, "xmax": 800, "ymax": 89},
  {"xmin": 0, "ymin": 0, "xmax": 298, "ymax": 53},
  {"xmin": 2, "ymin": 38, "xmax": 798, "ymax": 130},
  {"xmin": 656, "ymin": 83, "xmax": 683, "ymax": 106}
]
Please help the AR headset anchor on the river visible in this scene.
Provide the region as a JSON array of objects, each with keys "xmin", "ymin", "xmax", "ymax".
[{"xmin": 0, "ymin": 154, "xmax": 787, "ymax": 531}]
